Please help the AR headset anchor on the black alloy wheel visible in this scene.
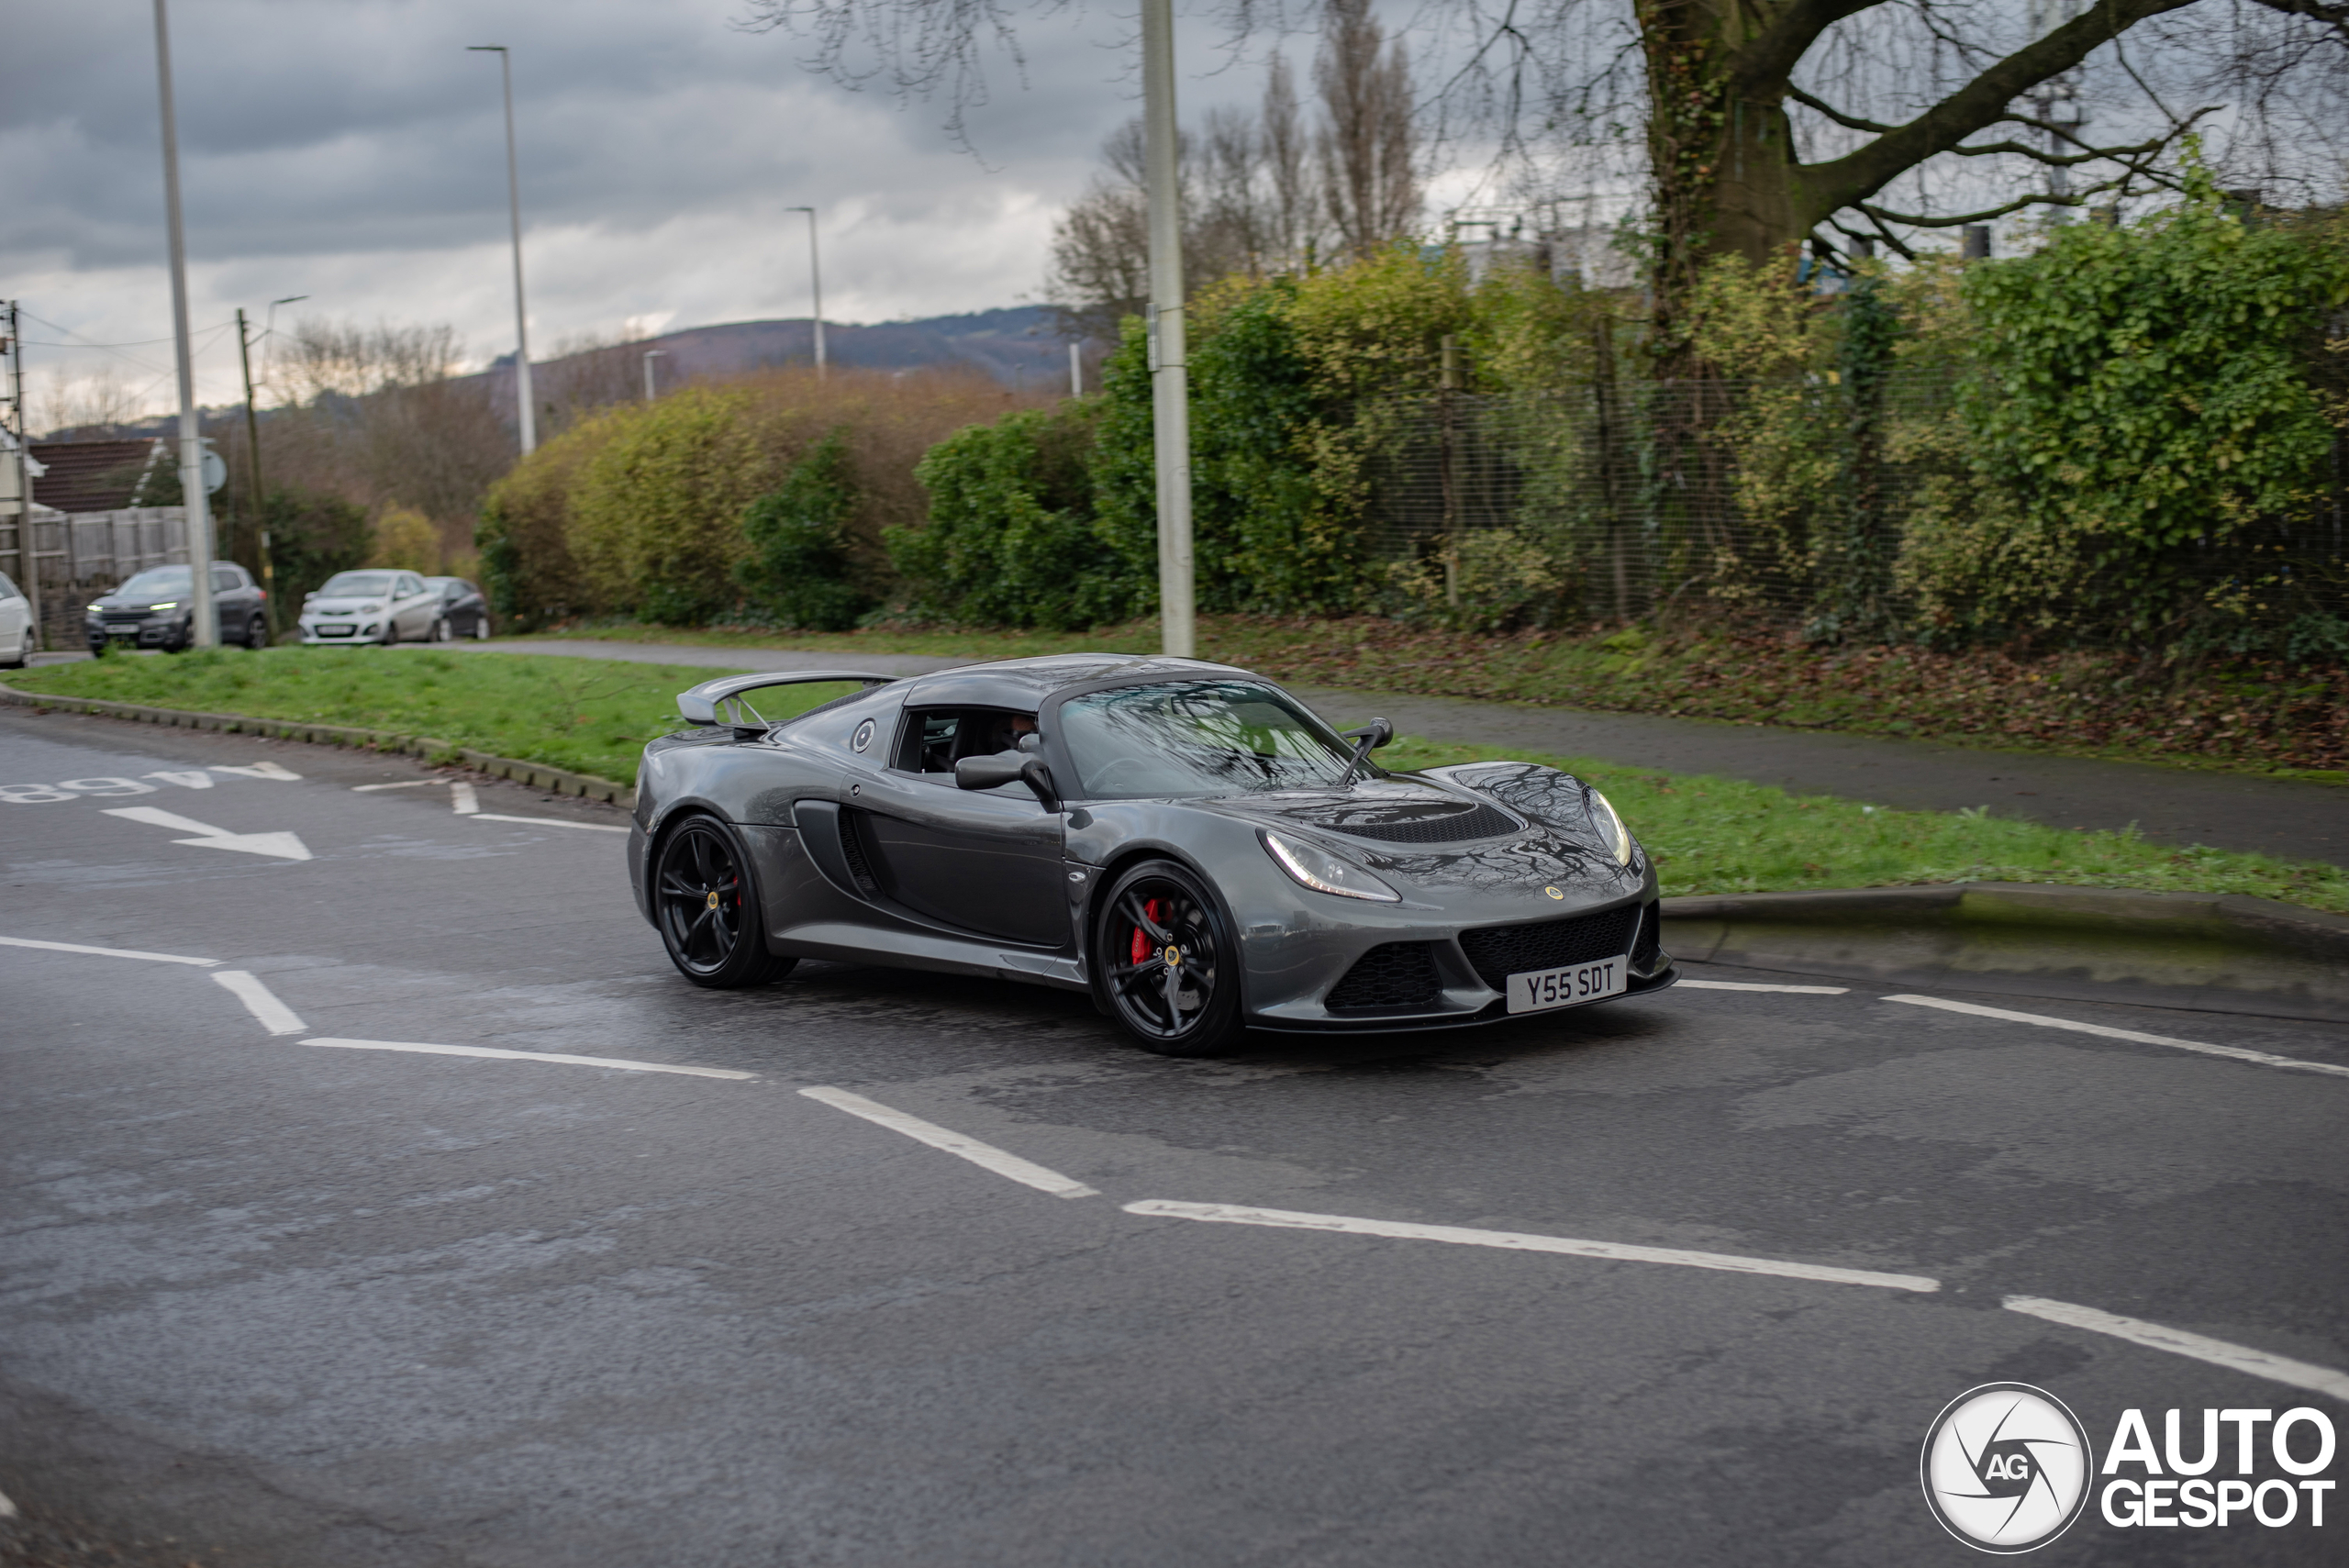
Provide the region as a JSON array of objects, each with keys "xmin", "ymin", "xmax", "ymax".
[
  {"xmin": 654, "ymin": 815, "xmax": 796, "ymax": 988},
  {"xmin": 1094, "ymin": 858, "xmax": 1245, "ymax": 1056}
]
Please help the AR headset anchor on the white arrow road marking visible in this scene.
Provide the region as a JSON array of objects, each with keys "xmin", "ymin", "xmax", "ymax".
[
  {"xmin": 2005, "ymin": 1296, "xmax": 2349, "ymax": 1402},
  {"xmin": 145, "ymin": 770, "xmax": 214, "ymax": 789},
  {"xmin": 1123, "ymin": 1201, "xmax": 1943, "ymax": 1293},
  {"xmin": 211, "ymin": 971, "xmax": 307, "ymax": 1035},
  {"xmin": 1885, "ymin": 994, "xmax": 2349, "ymax": 1080},
  {"xmin": 800, "ymin": 1087, "xmax": 1100, "ymax": 1198},
  {"xmin": 209, "ymin": 761, "xmax": 301, "ymax": 780},
  {"xmin": 450, "ymin": 780, "xmax": 479, "ymax": 814},
  {"xmin": 103, "ymin": 806, "xmax": 314, "ymax": 861},
  {"xmin": 0, "ymin": 934, "xmax": 218, "ymax": 966},
  {"xmin": 306, "ymin": 1038, "xmax": 756, "ymax": 1080}
]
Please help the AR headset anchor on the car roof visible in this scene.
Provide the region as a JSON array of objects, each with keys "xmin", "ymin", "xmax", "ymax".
[{"xmin": 896, "ymin": 652, "xmax": 1257, "ymax": 713}]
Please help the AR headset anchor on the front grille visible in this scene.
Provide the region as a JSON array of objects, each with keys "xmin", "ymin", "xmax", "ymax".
[
  {"xmin": 1458, "ymin": 906, "xmax": 1642, "ymax": 990},
  {"xmin": 1326, "ymin": 942, "xmax": 1442, "ymax": 1011},
  {"xmin": 1315, "ymin": 802, "xmax": 1518, "ymax": 844}
]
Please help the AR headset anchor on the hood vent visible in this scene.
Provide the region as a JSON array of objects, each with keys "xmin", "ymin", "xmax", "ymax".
[{"xmin": 1275, "ymin": 799, "xmax": 1519, "ymax": 844}]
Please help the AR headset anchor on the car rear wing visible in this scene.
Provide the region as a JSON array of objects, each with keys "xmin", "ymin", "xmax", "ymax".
[{"xmin": 676, "ymin": 671, "xmax": 900, "ymax": 728}]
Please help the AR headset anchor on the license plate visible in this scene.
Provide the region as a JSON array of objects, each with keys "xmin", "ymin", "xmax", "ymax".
[
  {"xmin": 316, "ymin": 625, "xmax": 354, "ymax": 638},
  {"xmin": 1507, "ymin": 953, "xmax": 1631, "ymax": 1014}
]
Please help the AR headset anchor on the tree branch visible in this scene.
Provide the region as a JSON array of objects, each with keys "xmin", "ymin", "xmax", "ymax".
[
  {"xmin": 1783, "ymin": 84, "xmax": 1899, "ymax": 136},
  {"xmin": 1945, "ymin": 113, "xmax": 2211, "ymax": 166},
  {"xmin": 2247, "ymin": 0, "xmax": 2349, "ymax": 39},
  {"xmin": 1738, "ymin": 0, "xmax": 1899, "ymax": 92},
  {"xmin": 1795, "ymin": 0, "xmax": 2203, "ymax": 223}
]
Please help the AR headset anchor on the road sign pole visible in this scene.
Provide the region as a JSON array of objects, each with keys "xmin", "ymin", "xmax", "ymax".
[
  {"xmin": 1141, "ymin": 0, "xmax": 1196, "ymax": 660},
  {"xmin": 152, "ymin": 0, "xmax": 216, "ymax": 647}
]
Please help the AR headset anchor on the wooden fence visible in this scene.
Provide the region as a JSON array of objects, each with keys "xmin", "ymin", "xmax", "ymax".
[{"xmin": 0, "ymin": 507, "xmax": 190, "ymax": 650}]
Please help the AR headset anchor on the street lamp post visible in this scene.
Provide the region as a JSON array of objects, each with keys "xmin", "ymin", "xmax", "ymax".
[
  {"xmin": 643, "ymin": 348, "xmax": 667, "ymax": 402},
  {"xmin": 151, "ymin": 0, "xmax": 217, "ymax": 647},
  {"xmin": 1141, "ymin": 0, "xmax": 1196, "ymax": 658},
  {"xmin": 469, "ymin": 45, "xmax": 535, "ymax": 452},
  {"xmin": 785, "ymin": 206, "xmax": 826, "ymax": 377}
]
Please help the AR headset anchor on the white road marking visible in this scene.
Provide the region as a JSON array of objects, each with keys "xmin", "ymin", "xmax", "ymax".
[
  {"xmin": 210, "ymin": 970, "xmax": 307, "ymax": 1035},
  {"xmin": 61, "ymin": 775, "xmax": 156, "ymax": 795},
  {"xmin": 450, "ymin": 780, "xmax": 480, "ymax": 815},
  {"xmin": 473, "ymin": 812, "xmax": 629, "ymax": 832},
  {"xmin": 2004, "ymin": 1296, "xmax": 2349, "ymax": 1403},
  {"xmin": 800, "ymin": 1086, "xmax": 1100, "ymax": 1199},
  {"xmin": 1885, "ymin": 994, "xmax": 2349, "ymax": 1080},
  {"xmin": 0, "ymin": 934, "xmax": 217, "ymax": 966},
  {"xmin": 351, "ymin": 779, "xmax": 436, "ymax": 792},
  {"xmin": 104, "ymin": 806, "xmax": 313, "ymax": 862},
  {"xmin": 1679, "ymin": 980, "xmax": 1850, "ymax": 994},
  {"xmin": 1124, "ymin": 1200, "xmax": 1943, "ymax": 1293},
  {"xmin": 0, "ymin": 1484, "xmax": 15, "ymax": 1519},
  {"xmin": 209, "ymin": 761, "xmax": 301, "ymax": 780},
  {"xmin": 145, "ymin": 770, "xmax": 214, "ymax": 789},
  {"xmin": 305, "ymin": 1038, "xmax": 756, "ymax": 1081}
]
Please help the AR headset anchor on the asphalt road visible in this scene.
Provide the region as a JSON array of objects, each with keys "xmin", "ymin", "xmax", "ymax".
[{"xmin": 3, "ymin": 706, "xmax": 2344, "ymax": 1567}]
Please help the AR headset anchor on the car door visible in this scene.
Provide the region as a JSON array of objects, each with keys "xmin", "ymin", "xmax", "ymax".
[
  {"xmin": 841, "ymin": 708, "xmax": 1068, "ymax": 947},
  {"xmin": 392, "ymin": 574, "xmax": 432, "ymax": 637},
  {"xmin": 211, "ymin": 566, "xmax": 252, "ymax": 637},
  {"xmin": 0, "ymin": 572, "xmax": 26, "ymax": 643}
]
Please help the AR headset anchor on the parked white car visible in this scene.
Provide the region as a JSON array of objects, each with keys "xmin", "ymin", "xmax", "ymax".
[
  {"xmin": 297, "ymin": 570, "xmax": 444, "ymax": 646},
  {"xmin": 0, "ymin": 569, "xmax": 32, "ymax": 667}
]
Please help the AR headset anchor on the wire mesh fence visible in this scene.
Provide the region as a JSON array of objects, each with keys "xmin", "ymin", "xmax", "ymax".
[{"xmin": 1355, "ymin": 373, "xmax": 2349, "ymax": 649}]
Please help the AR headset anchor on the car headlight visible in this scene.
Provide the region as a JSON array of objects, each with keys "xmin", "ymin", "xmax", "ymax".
[
  {"xmin": 1261, "ymin": 830, "xmax": 1400, "ymax": 903},
  {"xmin": 1587, "ymin": 788, "xmax": 1634, "ymax": 866},
  {"xmin": 150, "ymin": 601, "xmax": 178, "ymax": 611},
  {"xmin": 360, "ymin": 602, "xmax": 383, "ymax": 613}
]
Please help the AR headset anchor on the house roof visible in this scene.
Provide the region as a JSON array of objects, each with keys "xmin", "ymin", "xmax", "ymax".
[{"xmin": 29, "ymin": 439, "xmax": 165, "ymax": 514}]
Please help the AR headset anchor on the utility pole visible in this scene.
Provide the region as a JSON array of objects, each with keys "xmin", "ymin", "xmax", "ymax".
[
  {"xmin": 643, "ymin": 347, "xmax": 666, "ymax": 402},
  {"xmin": 785, "ymin": 206, "xmax": 826, "ymax": 377},
  {"xmin": 234, "ymin": 308, "xmax": 278, "ymax": 621},
  {"xmin": 1069, "ymin": 340, "xmax": 1083, "ymax": 397},
  {"xmin": 152, "ymin": 0, "xmax": 216, "ymax": 647},
  {"xmin": 1141, "ymin": 0, "xmax": 1196, "ymax": 658},
  {"xmin": 3, "ymin": 301, "xmax": 39, "ymax": 644},
  {"xmin": 469, "ymin": 45, "xmax": 535, "ymax": 452}
]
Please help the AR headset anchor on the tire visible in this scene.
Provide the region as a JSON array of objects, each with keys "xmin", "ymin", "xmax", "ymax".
[
  {"xmin": 377, "ymin": 619, "xmax": 397, "ymax": 647},
  {"xmin": 1092, "ymin": 858, "xmax": 1247, "ymax": 1056},
  {"xmin": 653, "ymin": 814, "xmax": 796, "ymax": 988},
  {"xmin": 430, "ymin": 617, "xmax": 451, "ymax": 642},
  {"xmin": 246, "ymin": 615, "xmax": 270, "ymax": 650},
  {"xmin": 473, "ymin": 615, "xmax": 491, "ymax": 640}
]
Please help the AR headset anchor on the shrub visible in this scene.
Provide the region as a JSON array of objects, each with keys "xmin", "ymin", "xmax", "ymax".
[
  {"xmin": 262, "ymin": 486, "xmax": 371, "ymax": 609},
  {"xmin": 736, "ymin": 432, "xmax": 874, "ymax": 631},
  {"xmin": 369, "ymin": 505, "xmax": 441, "ymax": 574},
  {"xmin": 477, "ymin": 407, "xmax": 624, "ymax": 629},
  {"xmin": 569, "ymin": 386, "xmax": 784, "ymax": 623}
]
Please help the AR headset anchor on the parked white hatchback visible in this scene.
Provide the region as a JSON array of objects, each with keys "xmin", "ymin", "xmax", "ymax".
[
  {"xmin": 297, "ymin": 570, "xmax": 444, "ymax": 645},
  {"xmin": 0, "ymin": 568, "xmax": 32, "ymax": 667}
]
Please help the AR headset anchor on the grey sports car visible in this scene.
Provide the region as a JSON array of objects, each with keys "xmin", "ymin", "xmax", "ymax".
[{"xmin": 627, "ymin": 654, "xmax": 1675, "ymax": 1055}]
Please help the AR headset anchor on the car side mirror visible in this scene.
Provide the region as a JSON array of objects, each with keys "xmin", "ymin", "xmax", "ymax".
[
  {"xmin": 1342, "ymin": 717, "xmax": 1395, "ymax": 749},
  {"xmin": 955, "ymin": 751, "xmax": 1063, "ymax": 813}
]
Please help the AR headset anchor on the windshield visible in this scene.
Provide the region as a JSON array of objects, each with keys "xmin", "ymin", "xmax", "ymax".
[
  {"xmin": 117, "ymin": 566, "xmax": 193, "ymax": 599},
  {"xmin": 317, "ymin": 572, "xmax": 396, "ymax": 597},
  {"xmin": 1059, "ymin": 681, "xmax": 1358, "ymax": 798}
]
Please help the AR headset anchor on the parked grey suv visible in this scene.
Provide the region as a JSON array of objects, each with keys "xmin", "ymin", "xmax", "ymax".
[{"xmin": 86, "ymin": 563, "xmax": 269, "ymax": 655}]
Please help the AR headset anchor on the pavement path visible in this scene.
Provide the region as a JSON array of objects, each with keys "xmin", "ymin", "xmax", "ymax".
[
  {"xmin": 456, "ymin": 639, "xmax": 2349, "ymax": 869},
  {"xmin": 3, "ymin": 705, "xmax": 2344, "ymax": 1566}
]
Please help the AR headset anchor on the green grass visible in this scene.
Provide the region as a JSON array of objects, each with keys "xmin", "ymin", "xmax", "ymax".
[{"xmin": 9, "ymin": 648, "xmax": 2343, "ymax": 913}]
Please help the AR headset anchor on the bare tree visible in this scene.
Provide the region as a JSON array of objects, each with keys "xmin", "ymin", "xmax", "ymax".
[
  {"xmin": 1316, "ymin": 0, "xmax": 1421, "ymax": 258},
  {"xmin": 1045, "ymin": 117, "xmax": 1163, "ymax": 339},
  {"xmin": 1261, "ymin": 54, "xmax": 1322, "ymax": 267},
  {"xmin": 33, "ymin": 365, "xmax": 146, "ymax": 439}
]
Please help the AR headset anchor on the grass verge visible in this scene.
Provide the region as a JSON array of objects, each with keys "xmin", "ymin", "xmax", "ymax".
[
  {"xmin": 9, "ymin": 648, "xmax": 2344, "ymax": 914},
  {"xmin": 521, "ymin": 615, "xmax": 2349, "ymax": 783}
]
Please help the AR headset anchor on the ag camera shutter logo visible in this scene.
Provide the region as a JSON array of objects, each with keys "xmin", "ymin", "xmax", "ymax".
[{"xmin": 1921, "ymin": 1383, "xmax": 2094, "ymax": 1552}]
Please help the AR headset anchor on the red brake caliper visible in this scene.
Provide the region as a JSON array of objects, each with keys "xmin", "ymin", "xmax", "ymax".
[{"xmin": 1130, "ymin": 897, "xmax": 1163, "ymax": 965}]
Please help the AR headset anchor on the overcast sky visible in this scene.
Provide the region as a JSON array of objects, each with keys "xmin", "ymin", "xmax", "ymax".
[{"xmin": 4, "ymin": 0, "xmax": 1338, "ymax": 418}]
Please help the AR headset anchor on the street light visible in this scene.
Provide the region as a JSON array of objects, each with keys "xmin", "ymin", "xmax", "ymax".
[
  {"xmin": 150, "ymin": 0, "xmax": 217, "ymax": 647},
  {"xmin": 468, "ymin": 45, "xmax": 536, "ymax": 453},
  {"xmin": 1141, "ymin": 0, "xmax": 1196, "ymax": 658},
  {"xmin": 261, "ymin": 293, "xmax": 306, "ymax": 385},
  {"xmin": 784, "ymin": 206, "xmax": 826, "ymax": 377},
  {"xmin": 643, "ymin": 348, "xmax": 667, "ymax": 402}
]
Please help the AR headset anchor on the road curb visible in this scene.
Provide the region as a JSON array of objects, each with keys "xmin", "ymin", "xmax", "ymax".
[
  {"xmin": 1660, "ymin": 883, "xmax": 2349, "ymax": 1023},
  {"xmin": 0, "ymin": 685, "xmax": 636, "ymax": 809}
]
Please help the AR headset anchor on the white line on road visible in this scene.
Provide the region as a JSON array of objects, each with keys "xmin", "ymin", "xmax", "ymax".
[
  {"xmin": 473, "ymin": 812, "xmax": 630, "ymax": 832},
  {"xmin": 1679, "ymin": 980, "xmax": 1851, "ymax": 994},
  {"xmin": 800, "ymin": 1086, "xmax": 1100, "ymax": 1199},
  {"xmin": 351, "ymin": 779, "xmax": 437, "ymax": 792},
  {"xmin": 0, "ymin": 934, "xmax": 217, "ymax": 966},
  {"xmin": 211, "ymin": 970, "xmax": 307, "ymax": 1035},
  {"xmin": 209, "ymin": 762, "xmax": 301, "ymax": 780},
  {"xmin": 2004, "ymin": 1296, "xmax": 2349, "ymax": 1403},
  {"xmin": 306, "ymin": 1038, "xmax": 757, "ymax": 1081},
  {"xmin": 1885, "ymin": 994, "xmax": 2349, "ymax": 1080},
  {"xmin": 103, "ymin": 806, "xmax": 314, "ymax": 862},
  {"xmin": 145, "ymin": 770, "xmax": 213, "ymax": 789},
  {"xmin": 450, "ymin": 780, "xmax": 479, "ymax": 814},
  {"xmin": 1124, "ymin": 1201, "xmax": 1943, "ymax": 1293}
]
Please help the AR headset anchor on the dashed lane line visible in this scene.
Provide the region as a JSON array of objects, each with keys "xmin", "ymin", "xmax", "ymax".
[
  {"xmin": 1122, "ymin": 1200, "xmax": 1942, "ymax": 1293},
  {"xmin": 0, "ymin": 933, "xmax": 217, "ymax": 966},
  {"xmin": 800, "ymin": 1086, "xmax": 1101, "ymax": 1199},
  {"xmin": 473, "ymin": 812, "xmax": 630, "ymax": 832},
  {"xmin": 2005, "ymin": 1296, "xmax": 2349, "ymax": 1404},
  {"xmin": 211, "ymin": 970, "xmax": 307, "ymax": 1036},
  {"xmin": 1885, "ymin": 994, "xmax": 2349, "ymax": 1081},
  {"xmin": 451, "ymin": 780, "xmax": 480, "ymax": 815},
  {"xmin": 305, "ymin": 1038, "xmax": 758, "ymax": 1081},
  {"xmin": 1679, "ymin": 980, "xmax": 1850, "ymax": 995},
  {"xmin": 351, "ymin": 779, "xmax": 437, "ymax": 792}
]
